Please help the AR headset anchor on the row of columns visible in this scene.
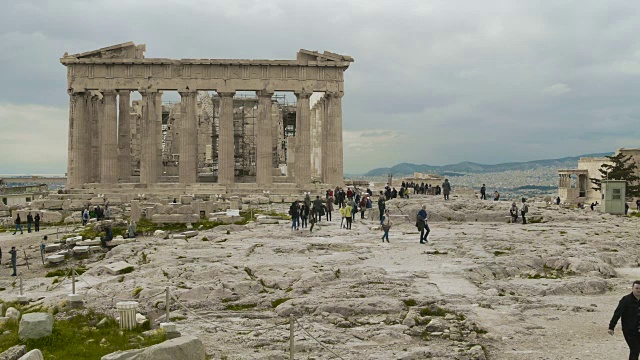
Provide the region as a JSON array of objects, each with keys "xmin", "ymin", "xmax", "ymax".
[{"xmin": 67, "ymin": 89, "xmax": 344, "ymax": 188}]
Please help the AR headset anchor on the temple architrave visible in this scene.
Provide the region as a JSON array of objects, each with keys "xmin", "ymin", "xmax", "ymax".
[{"xmin": 61, "ymin": 42, "xmax": 353, "ymax": 193}]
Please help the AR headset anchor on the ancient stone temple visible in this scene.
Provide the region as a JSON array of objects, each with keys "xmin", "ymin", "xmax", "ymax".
[{"xmin": 61, "ymin": 42, "xmax": 353, "ymax": 191}]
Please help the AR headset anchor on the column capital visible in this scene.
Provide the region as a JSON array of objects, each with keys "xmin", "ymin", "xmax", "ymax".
[
  {"xmin": 326, "ymin": 91, "xmax": 344, "ymax": 99},
  {"xmin": 217, "ymin": 91, "xmax": 236, "ymax": 98},
  {"xmin": 256, "ymin": 90, "xmax": 274, "ymax": 98},
  {"xmin": 101, "ymin": 90, "xmax": 118, "ymax": 98},
  {"xmin": 138, "ymin": 88, "xmax": 158, "ymax": 96},
  {"xmin": 179, "ymin": 90, "xmax": 198, "ymax": 98},
  {"xmin": 67, "ymin": 89, "xmax": 85, "ymax": 96},
  {"xmin": 117, "ymin": 89, "xmax": 131, "ymax": 96},
  {"xmin": 294, "ymin": 91, "xmax": 312, "ymax": 100}
]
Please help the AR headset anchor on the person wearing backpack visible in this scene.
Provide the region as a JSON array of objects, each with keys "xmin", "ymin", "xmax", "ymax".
[
  {"xmin": 359, "ymin": 197, "xmax": 367, "ymax": 219},
  {"xmin": 521, "ymin": 198, "xmax": 528, "ymax": 224},
  {"xmin": 416, "ymin": 205, "xmax": 429, "ymax": 244}
]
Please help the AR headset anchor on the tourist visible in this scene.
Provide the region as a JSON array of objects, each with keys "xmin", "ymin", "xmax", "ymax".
[
  {"xmin": 416, "ymin": 205, "xmax": 429, "ymax": 244},
  {"xmin": 325, "ymin": 197, "xmax": 333, "ymax": 221},
  {"xmin": 442, "ymin": 179, "xmax": 451, "ymax": 200},
  {"xmin": 509, "ymin": 202, "xmax": 519, "ymax": 223},
  {"xmin": 346, "ymin": 188, "xmax": 353, "ymax": 201},
  {"xmin": 0, "ymin": 246, "xmax": 2, "ymax": 265},
  {"xmin": 338, "ymin": 189, "xmax": 346, "ymax": 208},
  {"xmin": 556, "ymin": 196, "xmax": 561, "ymax": 205},
  {"xmin": 34, "ymin": 213, "xmax": 40, "ymax": 232},
  {"xmin": 313, "ymin": 196, "xmax": 323, "ymax": 222},
  {"xmin": 304, "ymin": 193, "xmax": 311, "ymax": 212},
  {"xmin": 590, "ymin": 202, "xmax": 596, "ymax": 211},
  {"xmin": 636, "ymin": 199, "xmax": 640, "ymax": 211},
  {"xmin": 82, "ymin": 209, "xmax": 89, "ymax": 226},
  {"xmin": 521, "ymin": 198, "xmax": 528, "ymax": 224},
  {"xmin": 128, "ymin": 220, "xmax": 137, "ymax": 238},
  {"xmin": 377, "ymin": 193, "xmax": 386, "ymax": 222},
  {"xmin": 9, "ymin": 246, "xmax": 17, "ymax": 276},
  {"xmin": 359, "ymin": 196, "xmax": 367, "ymax": 219},
  {"xmin": 104, "ymin": 205, "xmax": 111, "ymax": 220},
  {"xmin": 289, "ymin": 201, "xmax": 299, "ymax": 230},
  {"xmin": 12, "ymin": 214, "xmax": 23, "ymax": 235},
  {"xmin": 391, "ymin": 188, "xmax": 398, "ymax": 199},
  {"xmin": 300, "ymin": 203, "xmax": 309, "ymax": 229},
  {"xmin": 339, "ymin": 204, "xmax": 346, "ymax": 228},
  {"xmin": 493, "ymin": 191, "xmax": 500, "ymax": 201},
  {"xmin": 309, "ymin": 208, "xmax": 317, "ymax": 233},
  {"xmin": 366, "ymin": 188, "xmax": 373, "ymax": 196},
  {"xmin": 101, "ymin": 225, "xmax": 113, "ymax": 248},
  {"xmin": 349, "ymin": 197, "xmax": 357, "ymax": 223},
  {"xmin": 385, "ymin": 187, "xmax": 392, "ymax": 201},
  {"xmin": 625, "ymin": 203, "xmax": 629, "ymax": 215},
  {"xmin": 480, "ymin": 184, "xmax": 486, "ymax": 200},
  {"xmin": 40, "ymin": 236, "xmax": 47, "ymax": 259},
  {"xmin": 26, "ymin": 212, "xmax": 33, "ymax": 233},
  {"xmin": 344, "ymin": 202, "xmax": 353, "ymax": 229},
  {"xmin": 608, "ymin": 280, "xmax": 640, "ymax": 359},
  {"xmin": 381, "ymin": 209, "xmax": 391, "ymax": 243}
]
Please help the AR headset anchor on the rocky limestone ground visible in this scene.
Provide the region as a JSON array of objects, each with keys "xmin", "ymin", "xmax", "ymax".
[{"xmin": 0, "ymin": 196, "xmax": 638, "ymax": 359}]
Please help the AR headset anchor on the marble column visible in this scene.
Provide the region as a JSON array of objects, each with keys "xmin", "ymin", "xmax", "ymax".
[
  {"xmin": 66, "ymin": 91, "xmax": 88, "ymax": 188},
  {"xmin": 117, "ymin": 90, "xmax": 131, "ymax": 181},
  {"xmin": 325, "ymin": 91, "xmax": 344, "ymax": 186},
  {"xmin": 140, "ymin": 90, "xmax": 159, "ymax": 184},
  {"xmin": 179, "ymin": 91, "xmax": 198, "ymax": 184},
  {"xmin": 155, "ymin": 92, "xmax": 164, "ymax": 180},
  {"xmin": 294, "ymin": 91, "xmax": 312, "ymax": 185},
  {"xmin": 100, "ymin": 90, "xmax": 118, "ymax": 184},
  {"xmin": 87, "ymin": 95, "xmax": 99, "ymax": 183},
  {"xmin": 319, "ymin": 97, "xmax": 329, "ymax": 183},
  {"xmin": 217, "ymin": 92, "xmax": 235, "ymax": 185},
  {"xmin": 256, "ymin": 91, "xmax": 274, "ymax": 185},
  {"xmin": 94, "ymin": 95, "xmax": 104, "ymax": 182}
]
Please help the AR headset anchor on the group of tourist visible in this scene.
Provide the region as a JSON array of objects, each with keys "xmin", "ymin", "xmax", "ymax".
[{"xmin": 11, "ymin": 212, "xmax": 41, "ymax": 235}]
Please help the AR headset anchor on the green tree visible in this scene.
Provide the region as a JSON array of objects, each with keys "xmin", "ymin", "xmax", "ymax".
[{"xmin": 590, "ymin": 153, "xmax": 640, "ymax": 198}]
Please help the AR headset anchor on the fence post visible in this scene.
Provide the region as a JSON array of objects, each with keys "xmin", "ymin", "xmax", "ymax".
[
  {"xmin": 19, "ymin": 276, "xmax": 23, "ymax": 296},
  {"xmin": 289, "ymin": 314, "xmax": 294, "ymax": 360},
  {"xmin": 165, "ymin": 287, "xmax": 170, "ymax": 322},
  {"xmin": 72, "ymin": 269, "xmax": 76, "ymax": 295}
]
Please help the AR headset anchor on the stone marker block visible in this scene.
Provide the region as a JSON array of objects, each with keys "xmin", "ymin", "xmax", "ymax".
[
  {"xmin": 67, "ymin": 294, "xmax": 83, "ymax": 303},
  {"xmin": 6, "ymin": 307, "xmax": 20, "ymax": 320},
  {"xmin": 172, "ymin": 234, "xmax": 186, "ymax": 240},
  {"xmin": 18, "ymin": 349, "xmax": 44, "ymax": 360},
  {"xmin": 182, "ymin": 230, "xmax": 198, "ymax": 237},
  {"xmin": 73, "ymin": 246, "xmax": 89, "ymax": 254},
  {"xmin": 102, "ymin": 262, "xmax": 134, "ymax": 275},
  {"xmin": 18, "ymin": 313, "xmax": 53, "ymax": 340},
  {"xmin": 180, "ymin": 195, "xmax": 193, "ymax": 205},
  {"xmin": 160, "ymin": 322, "xmax": 176, "ymax": 332}
]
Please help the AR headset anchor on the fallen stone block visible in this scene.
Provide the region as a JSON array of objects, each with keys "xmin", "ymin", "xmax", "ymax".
[
  {"xmin": 180, "ymin": 195, "xmax": 193, "ymax": 205},
  {"xmin": 45, "ymin": 255, "xmax": 65, "ymax": 264},
  {"xmin": 172, "ymin": 234, "xmax": 186, "ymax": 240},
  {"xmin": 100, "ymin": 335, "xmax": 205, "ymax": 360},
  {"xmin": 44, "ymin": 244, "xmax": 61, "ymax": 253},
  {"xmin": 153, "ymin": 230, "xmax": 168, "ymax": 239},
  {"xmin": 102, "ymin": 262, "xmax": 134, "ymax": 275},
  {"xmin": 182, "ymin": 230, "xmax": 198, "ymax": 237},
  {"xmin": 0, "ymin": 344, "xmax": 26, "ymax": 360},
  {"xmin": 73, "ymin": 246, "xmax": 90, "ymax": 254},
  {"xmin": 65, "ymin": 236, "xmax": 83, "ymax": 245},
  {"xmin": 17, "ymin": 349, "xmax": 43, "ymax": 360},
  {"xmin": 18, "ymin": 313, "xmax": 53, "ymax": 340},
  {"xmin": 89, "ymin": 246, "xmax": 102, "ymax": 252}
]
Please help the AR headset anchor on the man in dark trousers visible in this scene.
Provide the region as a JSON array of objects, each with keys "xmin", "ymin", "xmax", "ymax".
[
  {"xmin": 480, "ymin": 184, "xmax": 486, "ymax": 200},
  {"xmin": 34, "ymin": 213, "xmax": 40, "ymax": 232},
  {"xmin": 9, "ymin": 246, "xmax": 17, "ymax": 276},
  {"xmin": 609, "ymin": 280, "xmax": 640, "ymax": 359},
  {"xmin": 313, "ymin": 196, "xmax": 324, "ymax": 223},
  {"xmin": 12, "ymin": 214, "xmax": 23, "ymax": 235},
  {"xmin": 26, "ymin": 212, "xmax": 33, "ymax": 233},
  {"xmin": 521, "ymin": 198, "xmax": 528, "ymax": 224}
]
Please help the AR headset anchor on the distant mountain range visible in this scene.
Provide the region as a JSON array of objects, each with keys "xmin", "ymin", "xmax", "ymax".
[{"xmin": 363, "ymin": 153, "xmax": 613, "ymax": 177}]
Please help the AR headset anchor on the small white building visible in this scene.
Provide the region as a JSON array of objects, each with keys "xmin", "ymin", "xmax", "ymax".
[{"xmin": 601, "ymin": 180, "xmax": 626, "ymax": 215}]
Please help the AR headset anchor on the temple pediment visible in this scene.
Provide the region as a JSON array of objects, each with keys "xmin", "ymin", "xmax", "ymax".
[
  {"xmin": 297, "ymin": 49, "xmax": 354, "ymax": 63},
  {"xmin": 63, "ymin": 41, "xmax": 145, "ymax": 60}
]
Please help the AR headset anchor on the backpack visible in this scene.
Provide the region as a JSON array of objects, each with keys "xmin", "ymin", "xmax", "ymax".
[{"xmin": 523, "ymin": 204, "xmax": 529, "ymax": 213}]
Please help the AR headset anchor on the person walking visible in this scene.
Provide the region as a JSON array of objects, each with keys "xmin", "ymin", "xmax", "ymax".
[
  {"xmin": 289, "ymin": 201, "xmax": 299, "ymax": 230},
  {"xmin": 339, "ymin": 204, "xmax": 346, "ymax": 228},
  {"xmin": 26, "ymin": 212, "xmax": 33, "ymax": 233},
  {"xmin": 609, "ymin": 280, "xmax": 640, "ymax": 359},
  {"xmin": 416, "ymin": 205, "xmax": 430, "ymax": 244},
  {"xmin": 509, "ymin": 202, "xmax": 519, "ymax": 223},
  {"xmin": 359, "ymin": 197, "xmax": 367, "ymax": 219},
  {"xmin": 381, "ymin": 209, "xmax": 391, "ymax": 243},
  {"xmin": 128, "ymin": 220, "xmax": 137, "ymax": 238},
  {"xmin": 309, "ymin": 208, "xmax": 317, "ymax": 233},
  {"xmin": 0, "ymin": 246, "xmax": 2, "ymax": 265},
  {"xmin": 494, "ymin": 190, "xmax": 500, "ymax": 201},
  {"xmin": 377, "ymin": 193, "xmax": 386, "ymax": 222},
  {"xmin": 9, "ymin": 246, "xmax": 17, "ymax": 276},
  {"xmin": 325, "ymin": 197, "xmax": 333, "ymax": 221},
  {"xmin": 313, "ymin": 196, "xmax": 323, "ymax": 222},
  {"xmin": 300, "ymin": 203, "xmax": 309, "ymax": 229},
  {"xmin": 636, "ymin": 199, "xmax": 640, "ymax": 211},
  {"xmin": 34, "ymin": 213, "xmax": 40, "ymax": 232},
  {"xmin": 521, "ymin": 198, "xmax": 528, "ymax": 224},
  {"xmin": 12, "ymin": 214, "xmax": 23, "ymax": 235},
  {"xmin": 344, "ymin": 203, "xmax": 353, "ymax": 229},
  {"xmin": 442, "ymin": 179, "xmax": 451, "ymax": 200},
  {"xmin": 480, "ymin": 184, "xmax": 486, "ymax": 200}
]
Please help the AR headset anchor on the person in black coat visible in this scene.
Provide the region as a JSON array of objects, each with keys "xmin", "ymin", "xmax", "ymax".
[
  {"xmin": 26, "ymin": 212, "xmax": 33, "ymax": 233},
  {"xmin": 34, "ymin": 213, "xmax": 41, "ymax": 232},
  {"xmin": 609, "ymin": 280, "xmax": 640, "ymax": 359}
]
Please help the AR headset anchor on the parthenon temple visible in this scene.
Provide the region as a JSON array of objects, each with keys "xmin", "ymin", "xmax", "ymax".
[{"xmin": 61, "ymin": 42, "xmax": 353, "ymax": 192}]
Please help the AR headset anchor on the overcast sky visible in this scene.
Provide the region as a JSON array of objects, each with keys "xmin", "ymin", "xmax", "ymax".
[{"xmin": 1, "ymin": 0, "xmax": 639, "ymax": 175}]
